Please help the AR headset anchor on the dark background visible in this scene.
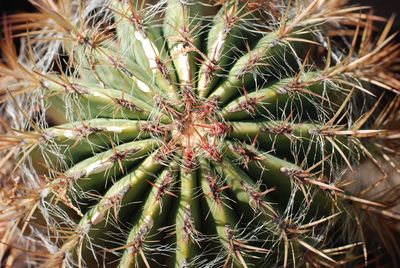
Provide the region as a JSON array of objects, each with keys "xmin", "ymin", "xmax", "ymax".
[
  {"xmin": 1, "ymin": 0, "xmax": 400, "ymax": 27},
  {"xmin": 1, "ymin": 0, "xmax": 36, "ymax": 14},
  {"xmin": 359, "ymin": 0, "xmax": 400, "ymax": 30}
]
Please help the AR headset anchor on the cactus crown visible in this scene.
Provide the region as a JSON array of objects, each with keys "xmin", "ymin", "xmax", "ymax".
[{"xmin": 1, "ymin": 0, "xmax": 400, "ymax": 267}]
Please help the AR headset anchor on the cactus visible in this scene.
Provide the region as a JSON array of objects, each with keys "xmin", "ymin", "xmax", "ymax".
[{"xmin": 1, "ymin": 0, "xmax": 400, "ymax": 267}]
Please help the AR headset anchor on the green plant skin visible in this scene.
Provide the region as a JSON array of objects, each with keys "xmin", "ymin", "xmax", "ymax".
[{"xmin": 2, "ymin": 0, "xmax": 400, "ymax": 267}]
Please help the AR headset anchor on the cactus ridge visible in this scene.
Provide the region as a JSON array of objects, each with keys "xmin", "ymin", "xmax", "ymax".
[{"xmin": 1, "ymin": 0, "xmax": 400, "ymax": 267}]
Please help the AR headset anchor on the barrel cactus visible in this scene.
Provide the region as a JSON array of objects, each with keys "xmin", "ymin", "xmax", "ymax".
[{"xmin": 1, "ymin": 0, "xmax": 400, "ymax": 267}]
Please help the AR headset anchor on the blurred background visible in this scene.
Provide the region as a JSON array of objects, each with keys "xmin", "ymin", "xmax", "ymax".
[
  {"xmin": 1, "ymin": 0, "xmax": 400, "ymax": 30},
  {"xmin": 358, "ymin": 0, "xmax": 400, "ymax": 30}
]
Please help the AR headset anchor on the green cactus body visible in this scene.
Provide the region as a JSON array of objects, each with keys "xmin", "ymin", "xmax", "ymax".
[{"xmin": 1, "ymin": 0, "xmax": 400, "ymax": 267}]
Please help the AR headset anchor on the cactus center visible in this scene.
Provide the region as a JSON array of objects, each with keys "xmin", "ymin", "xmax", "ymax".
[{"xmin": 148, "ymin": 90, "xmax": 230, "ymax": 170}]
